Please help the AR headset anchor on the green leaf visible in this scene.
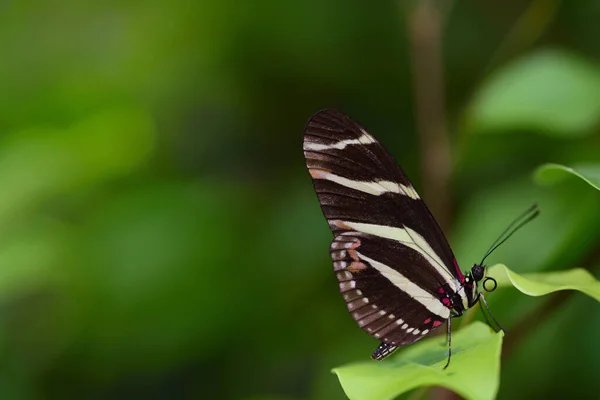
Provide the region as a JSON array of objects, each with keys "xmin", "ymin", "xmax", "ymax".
[
  {"xmin": 332, "ymin": 322, "xmax": 503, "ymax": 400},
  {"xmin": 490, "ymin": 264, "xmax": 600, "ymax": 301},
  {"xmin": 466, "ymin": 49, "xmax": 600, "ymax": 136},
  {"xmin": 534, "ymin": 163, "xmax": 600, "ymax": 191}
]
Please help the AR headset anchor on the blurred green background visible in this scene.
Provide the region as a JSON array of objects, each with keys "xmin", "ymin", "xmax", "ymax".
[{"xmin": 0, "ymin": 0, "xmax": 599, "ymax": 399}]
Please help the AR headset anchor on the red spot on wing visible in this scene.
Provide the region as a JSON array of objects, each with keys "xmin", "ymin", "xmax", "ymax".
[
  {"xmin": 438, "ymin": 287, "xmax": 445, "ymax": 294},
  {"xmin": 424, "ymin": 317, "xmax": 431, "ymax": 325},
  {"xmin": 442, "ymin": 298, "xmax": 451, "ymax": 307},
  {"xmin": 433, "ymin": 320, "xmax": 443, "ymax": 328},
  {"xmin": 453, "ymin": 258, "xmax": 465, "ymax": 282}
]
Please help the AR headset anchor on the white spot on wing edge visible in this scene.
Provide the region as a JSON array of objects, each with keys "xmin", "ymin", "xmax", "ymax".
[
  {"xmin": 331, "ymin": 249, "xmax": 347, "ymax": 260},
  {"xmin": 343, "ymin": 242, "xmax": 354, "ymax": 249},
  {"xmin": 338, "ymin": 281, "xmax": 356, "ymax": 292},
  {"xmin": 333, "ymin": 261, "xmax": 347, "ymax": 271},
  {"xmin": 336, "ymin": 271, "xmax": 352, "ymax": 281}
]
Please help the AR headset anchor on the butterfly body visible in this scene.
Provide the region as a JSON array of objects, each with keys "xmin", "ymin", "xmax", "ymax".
[{"xmin": 303, "ymin": 109, "xmax": 488, "ymax": 362}]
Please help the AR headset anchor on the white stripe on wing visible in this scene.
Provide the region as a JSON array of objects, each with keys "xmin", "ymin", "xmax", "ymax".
[
  {"xmin": 309, "ymin": 169, "xmax": 420, "ymax": 200},
  {"xmin": 357, "ymin": 252, "xmax": 450, "ymax": 319},
  {"xmin": 332, "ymin": 220, "xmax": 459, "ymax": 291},
  {"xmin": 303, "ymin": 133, "xmax": 376, "ymax": 151}
]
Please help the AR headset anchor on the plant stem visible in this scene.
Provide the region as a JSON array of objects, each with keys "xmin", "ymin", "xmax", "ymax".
[{"xmin": 407, "ymin": 0, "xmax": 453, "ymax": 232}]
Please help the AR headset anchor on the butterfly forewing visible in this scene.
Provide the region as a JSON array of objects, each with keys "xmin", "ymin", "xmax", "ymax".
[{"xmin": 303, "ymin": 109, "xmax": 466, "ymax": 356}]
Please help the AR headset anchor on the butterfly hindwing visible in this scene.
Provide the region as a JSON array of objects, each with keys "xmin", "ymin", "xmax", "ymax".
[{"xmin": 332, "ymin": 233, "xmax": 448, "ymax": 349}]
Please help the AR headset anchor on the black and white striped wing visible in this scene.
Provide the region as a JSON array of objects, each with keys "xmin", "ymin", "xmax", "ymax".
[{"xmin": 303, "ymin": 109, "xmax": 466, "ymax": 358}]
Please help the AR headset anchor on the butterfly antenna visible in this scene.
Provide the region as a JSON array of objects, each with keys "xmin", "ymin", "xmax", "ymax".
[{"xmin": 479, "ymin": 204, "xmax": 540, "ymax": 266}]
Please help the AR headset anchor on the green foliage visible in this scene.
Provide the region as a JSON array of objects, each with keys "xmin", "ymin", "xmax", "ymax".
[
  {"xmin": 492, "ymin": 265, "xmax": 600, "ymax": 301},
  {"xmin": 0, "ymin": 2, "xmax": 598, "ymax": 399},
  {"xmin": 332, "ymin": 265, "xmax": 600, "ymax": 400},
  {"xmin": 466, "ymin": 49, "xmax": 600, "ymax": 136},
  {"xmin": 535, "ymin": 163, "xmax": 600, "ymax": 191},
  {"xmin": 0, "ymin": 108, "xmax": 155, "ymax": 299},
  {"xmin": 333, "ymin": 322, "xmax": 503, "ymax": 400}
]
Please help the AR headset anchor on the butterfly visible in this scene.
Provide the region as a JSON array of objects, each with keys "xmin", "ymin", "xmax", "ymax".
[{"xmin": 302, "ymin": 109, "xmax": 538, "ymax": 367}]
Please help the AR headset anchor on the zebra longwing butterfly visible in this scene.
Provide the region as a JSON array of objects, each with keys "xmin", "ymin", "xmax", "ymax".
[{"xmin": 303, "ymin": 109, "xmax": 538, "ymax": 367}]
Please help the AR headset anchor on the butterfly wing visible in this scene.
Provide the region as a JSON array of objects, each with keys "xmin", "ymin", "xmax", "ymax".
[{"xmin": 303, "ymin": 109, "xmax": 466, "ymax": 357}]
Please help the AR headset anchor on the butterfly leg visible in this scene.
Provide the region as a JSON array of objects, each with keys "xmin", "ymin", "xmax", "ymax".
[
  {"xmin": 443, "ymin": 317, "xmax": 452, "ymax": 369},
  {"xmin": 479, "ymin": 292, "xmax": 506, "ymax": 334}
]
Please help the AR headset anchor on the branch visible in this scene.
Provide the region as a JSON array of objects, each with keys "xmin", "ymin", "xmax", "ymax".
[
  {"xmin": 406, "ymin": 2, "xmax": 455, "ymax": 399},
  {"xmin": 407, "ymin": 0, "xmax": 452, "ymax": 232}
]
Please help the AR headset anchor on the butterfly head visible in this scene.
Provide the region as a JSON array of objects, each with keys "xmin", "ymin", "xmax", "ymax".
[
  {"xmin": 471, "ymin": 264, "xmax": 485, "ymax": 282},
  {"xmin": 470, "ymin": 263, "xmax": 497, "ymax": 293}
]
